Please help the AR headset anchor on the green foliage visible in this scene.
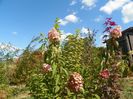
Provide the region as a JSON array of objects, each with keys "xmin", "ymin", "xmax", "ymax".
[
  {"xmin": 28, "ymin": 25, "xmax": 103, "ymax": 98},
  {"xmin": 15, "ymin": 50, "xmax": 43, "ymax": 83},
  {"xmin": 28, "ymin": 74, "xmax": 47, "ymax": 99},
  {"xmin": 54, "ymin": 17, "xmax": 60, "ymax": 30},
  {"xmin": 0, "ymin": 19, "xmax": 131, "ymax": 98},
  {"xmin": 120, "ymin": 78, "xmax": 133, "ymax": 99},
  {"xmin": 14, "ymin": 33, "xmax": 48, "ymax": 84},
  {"xmin": 0, "ymin": 62, "xmax": 9, "ymax": 85},
  {"xmin": 96, "ymin": 18, "xmax": 130, "ymax": 99},
  {"xmin": 62, "ymin": 34, "xmax": 84, "ymax": 69}
]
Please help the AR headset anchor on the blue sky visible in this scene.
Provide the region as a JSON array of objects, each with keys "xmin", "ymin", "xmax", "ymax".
[{"xmin": 0, "ymin": 0, "xmax": 133, "ymax": 48}]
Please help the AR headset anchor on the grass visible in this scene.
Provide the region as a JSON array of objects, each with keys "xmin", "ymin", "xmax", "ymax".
[{"xmin": 120, "ymin": 77, "xmax": 133, "ymax": 99}]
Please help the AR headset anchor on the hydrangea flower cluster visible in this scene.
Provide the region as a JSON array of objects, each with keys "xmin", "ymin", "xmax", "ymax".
[
  {"xmin": 48, "ymin": 27, "xmax": 60, "ymax": 42},
  {"xmin": 110, "ymin": 26, "xmax": 122, "ymax": 39},
  {"xmin": 100, "ymin": 69, "xmax": 110, "ymax": 79},
  {"xmin": 42, "ymin": 63, "xmax": 52, "ymax": 73},
  {"xmin": 68, "ymin": 72, "xmax": 83, "ymax": 93}
]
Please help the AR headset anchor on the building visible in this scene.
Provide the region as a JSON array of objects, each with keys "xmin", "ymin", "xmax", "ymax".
[{"xmin": 118, "ymin": 27, "xmax": 133, "ymax": 64}]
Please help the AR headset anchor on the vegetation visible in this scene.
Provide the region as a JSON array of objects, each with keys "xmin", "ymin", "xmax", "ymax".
[{"xmin": 0, "ymin": 18, "xmax": 132, "ymax": 99}]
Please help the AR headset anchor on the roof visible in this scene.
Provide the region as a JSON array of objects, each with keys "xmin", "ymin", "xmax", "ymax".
[{"xmin": 122, "ymin": 27, "xmax": 133, "ymax": 36}]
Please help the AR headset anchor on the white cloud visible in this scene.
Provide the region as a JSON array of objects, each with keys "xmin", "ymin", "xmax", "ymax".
[
  {"xmin": 65, "ymin": 14, "xmax": 78, "ymax": 23},
  {"xmin": 70, "ymin": 0, "xmax": 77, "ymax": 6},
  {"xmin": 100, "ymin": 0, "xmax": 130, "ymax": 14},
  {"xmin": 100, "ymin": 33, "xmax": 109, "ymax": 40},
  {"xmin": 81, "ymin": 27, "xmax": 93, "ymax": 34},
  {"xmin": 12, "ymin": 32, "xmax": 18, "ymax": 35},
  {"xmin": 59, "ymin": 13, "xmax": 79, "ymax": 26},
  {"xmin": 61, "ymin": 33, "xmax": 72, "ymax": 41},
  {"xmin": 81, "ymin": 0, "xmax": 96, "ymax": 9},
  {"xmin": 97, "ymin": 43, "xmax": 106, "ymax": 47},
  {"xmin": 58, "ymin": 19, "xmax": 68, "ymax": 26},
  {"xmin": 60, "ymin": 30, "xmax": 72, "ymax": 41},
  {"xmin": 122, "ymin": 1, "xmax": 133, "ymax": 23},
  {"xmin": 80, "ymin": 27, "xmax": 93, "ymax": 38},
  {"xmin": 81, "ymin": 27, "xmax": 88, "ymax": 34}
]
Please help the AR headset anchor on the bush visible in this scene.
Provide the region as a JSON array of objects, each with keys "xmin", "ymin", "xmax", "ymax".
[
  {"xmin": 0, "ymin": 62, "xmax": 9, "ymax": 85},
  {"xmin": 28, "ymin": 22, "xmax": 102, "ymax": 98},
  {"xmin": 6, "ymin": 18, "xmax": 129, "ymax": 99},
  {"xmin": 15, "ymin": 50, "xmax": 44, "ymax": 84}
]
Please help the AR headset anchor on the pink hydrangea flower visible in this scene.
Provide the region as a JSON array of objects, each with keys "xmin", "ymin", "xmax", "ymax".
[
  {"xmin": 110, "ymin": 26, "xmax": 122, "ymax": 38},
  {"xmin": 48, "ymin": 27, "xmax": 60, "ymax": 42},
  {"xmin": 42, "ymin": 63, "xmax": 52, "ymax": 73},
  {"xmin": 68, "ymin": 72, "xmax": 83, "ymax": 93},
  {"xmin": 100, "ymin": 69, "xmax": 110, "ymax": 79}
]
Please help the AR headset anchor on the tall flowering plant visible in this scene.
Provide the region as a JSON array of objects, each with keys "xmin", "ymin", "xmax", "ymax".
[
  {"xmin": 28, "ymin": 18, "xmax": 69, "ymax": 98},
  {"xmin": 103, "ymin": 18, "xmax": 122, "ymax": 52},
  {"xmin": 28, "ymin": 19, "xmax": 99, "ymax": 98},
  {"xmin": 98, "ymin": 18, "xmax": 124, "ymax": 99},
  {"xmin": 28, "ymin": 18, "xmax": 129, "ymax": 98}
]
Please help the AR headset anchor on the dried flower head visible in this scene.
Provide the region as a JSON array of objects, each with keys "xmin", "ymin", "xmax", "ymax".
[
  {"xmin": 42, "ymin": 63, "xmax": 52, "ymax": 73},
  {"xmin": 48, "ymin": 27, "xmax": 60, "ymax": 42},
  {"xmin": 110, "ymin": 26, "xmax": 122, "ymax": 38},
  {"xmin": 68, "ymin": 72, "xmax": 83, "ymax": 93},
  {"xmin": 100, "ymin": 69, "xmax": 110, "ymax": 79}
]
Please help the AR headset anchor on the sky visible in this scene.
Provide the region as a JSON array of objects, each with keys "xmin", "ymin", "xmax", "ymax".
[{"xmin": 0, "ymin": 0, "xmax": 133, "ymax": 49}]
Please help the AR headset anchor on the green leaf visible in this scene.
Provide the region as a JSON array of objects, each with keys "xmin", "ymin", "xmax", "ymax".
[
  {"xmin": 54, "ymin": 24, "xmax": 60, "ymax": 30},
  {"xmin": 39, "ymin": 44, "xmax": 45, "ymax": 51},
  {"xmin": 61, "ymin": 67, "xmax": 68, "ymax": 77},
  {"xmin": 92, "ymin": 94, "xmax": 100, "ymax": 99},
  {"xmin": 114, "ymin": 40, "xmax": 119, "ymax": 48},
  {"xmin": 100, "ymin": 58, "xmax": 105, "ymax": 71},
  {"xmin": 52, "ymin": 63, "xmax": 57, "ymax": 77},
  {"xmin": 55, "ymin": 17, "xmax": 60, "ymax": 23},
  {"xmin": 55, "ymin": 86, "xmax": 60, "ymax": 94},
  {"xmin": 31, "ymin": 36, "xmax": 40, "ymax": 43},
  {"xmin": 55, "ymin": 74, "xmax": 60, "ymax": 86}
]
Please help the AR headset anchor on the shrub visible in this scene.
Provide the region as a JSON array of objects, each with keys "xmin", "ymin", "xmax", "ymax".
[
  {"xmin": 28, "ymin": 20, "xmax": 102, "ymax": 98},
  {"xmin": 26, "ymin": 18, "xmax": 129, "ymax": 98},
  {"xmin": 15, "ymin": 50, "xmax": 44, "ymax": 83},
  {"xmin": 0, "ymin": 62, "xmax": 9, "ymax": 85}
]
